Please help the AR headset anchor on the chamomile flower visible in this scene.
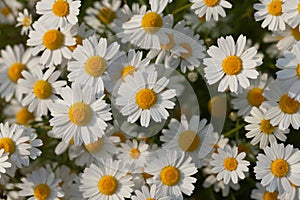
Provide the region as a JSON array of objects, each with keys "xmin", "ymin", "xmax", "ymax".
[
  {"xmin": 276, "ymin": 41, "xmax": 300, "ymax": 101},
  {"xmin": 0, "ymin": 0, "xmax": 22, "ymax": 24},
  {"xmin": 204, "ymin": 35, "xmax": 261, "ymax": 93},
  {"xmin": 68, "ymin": 23, "xmax": 95, "ymax": 52},
  {"xmin": 231, "ymin": 73, "xmax": 271, "ymax": 117},
  {"xmin": 254, "ymin": 0, "xmax": 286, "ymax": 31},
  {"xmin": 184, "ymin": 10, "xmax": 217, "ymax": 33},
  {"xmin": 254, "ymin": 142, "xmax": 300, "ymax": 196},
  {"xmin": 49, "ymin": 83, "xmax": 112, "ymax": 145},
  {"xmin": 121, "ymin": 0, "xmax": 173, "ymax": 49},
  {"xmin": 245, "ymin": 107, "xmax": 289, "ymax": 149},
  {"xmin": 161, "ymin": 114, "xmax": 218, "ymax": 168},
  {"xmin": 210, "ymin": 145, "xmax": 250, "ymax": 184},
  {"xmin": 18, "ymin": 67, "xmax": 67, "ymax": 117},
  {"xmin": 0, "ymin": 149, "xmax": 11, "ymax": 178},
  {"xmin": 67, "ymin": 35, "xmax": 120, "ymax": 96},
  {"xmin": 190, "ymin": 0, "xmax": 232, "ymax": 21},
  {"xmin": 22, "ymin": 127, "xmax": 43, "ymax": 161},
  {"xmin": 18, "ymin": 167, "xmax": 64, "ymax": 200},
  {"xmin": 145, "ymin": 150, "xmax": 198, "ymax": 200},
  {"xmin": 262, "ymin": 80, "xmax": 300, "ymax": 130},
  {"xmin": 79, "ymin": 158, "xmax": 134, "ymax": 200},
  {"xmin": 27, "ymin": 21, "xmax": 75, "ymax": 67},
  {"xmin": 251, "ymin": 183, "xmax": 279, "ymax": 200},
  {"xmin": 276, "ymin": 26, "xmax": 300, "ymax": 51},
  {"xmin": 115, "ymin": 70, "xmax": 176, "ymax": 127},
  {"xmin": 36, "ymin": 0, "xmax": 81, "ymax": 29},
  {"xmin": 0, "ymin": 44, "xmax": 40, "ymax": 102},
  {"xmin": 16, "ymin": 9, "xmax": 33, "ymax": 35},
  {"xmin": 132, "ymin": 185, "xmax": 171, "ymax": 200},
  {"xmin": 68, "ymin": 144, "xmax": 95, "ymax": 167},
  {"xmin": 281, "ymin": 182, "xmax": 300, "ymax": 200},
  {"xmin": 282, "ymin": 0, "xmax": 300, "ymax": 31}
]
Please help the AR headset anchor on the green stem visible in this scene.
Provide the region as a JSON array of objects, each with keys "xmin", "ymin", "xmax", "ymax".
[
  {"xmin": 172, "ymin": 3, "xmax": 193, "ymax": 15},
  {"xmin": 235, "ymin": 118, "xmax": 240, "ymax": 146},
  {"xmin": 223, "ymin": 123, "xmax": 246, "ymax": 137},
  {"xmin": 209, "ymin": 187, "xmax": 217, "ymax": 200}
]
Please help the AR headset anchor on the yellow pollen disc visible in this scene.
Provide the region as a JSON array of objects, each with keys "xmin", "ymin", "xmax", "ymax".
[
  {"xmin": 270, "ymin": 159, "xmax": 289, "ymax": 177},
  {"xmin": 16, "ymin": 108, "xmax": 34, "ymax": 125},
  {"xmin": 112, "ymin": 131, "xmax": 126, "ymax": 143},
  {"xmin": 33, "ymin": 184, "xmax": 51, "ymax": 200},
  {"xmin": 297, "ymin": 64, "xmax": 300, "ymax": 79},
  {"xmin": 263, "ymin": 191, "xmax": 278, "ymax": 200},
  {"xmin": 291, "ymin": 27, "xmax": 300, "ymax": 40},
  {"xmin": 22, "ymin": 16, "xmax": 31, "ymax": 27},
  {"xmin": 69, "ymin": 102, "xmax": 92, "ymax": 126},
  {"xmin": 0, "ymin": 138, "xmax": 16, "ymax": 156},
  {"xmin": 121, "ymin": 65, "xmax": 135, "ymax": 80},
  {"xmin": 268, "ymin": 0, "xmax": 282, "ymax": 16},
  {"xmin": 298, "ymin": 3, "xmax": 300, "ymax": 13},
  {"xmin": 129, "ymin": 148, "xmax": 140, "ymax": 159},
  {"xmin": 222, "ymin": 55, "xmax": 243, "ymax": 75},
  {"xmin": 160, "ymin": 33, "xmax": 175, "ymax": 50},
  {"xmin": 146, "ymin": 198, "xmax": 155, "ymax": 200},
  {"xmin": 7, "ymin": 62, "xmax": 27, "ymax": 83},
  {"xmin": 141, "ymin": 12, "xmax": 163, "ymax": 34},
  {"xmin": 260, "ymin": 119, "xmax": 275, "ymax": 134},
  {"xmin": 247, "ymin": 88, "xmax": 266, "ymax": 107},
  {"xmin": 43, "ymin": 30, "xmax": 64, "ymax": 50},
  {"xmin": 85, "ymin": 56, "xmax": 107, "ymax": 77},
  {"xmin": 68, "ymin": 35, "xmax": 83, "ymax": 51},
  {"xmin": 33, "ymin": 80, "xmax": 52, "ymax": 99},
  {"xmin": 223, "ymin": 157, "xmax": 238, "ymax": 171},
  {"xmin": 279, "ymin": 94, "xmax": 300, "ymax": 114},
  {"xmin": 179, "ymin": 43, "xmax": 193, "ymax": 60},
  {"xmin": 98, "ymin": 7, "xmax": 116, "ymax": 25},
  {"xmin": 204, "ymin": 0, "xmax": 219, "ymax": 7},
  {"xmin": 0, "ymin": 7, "xmax": 10, "ymax": 16},
  {"xmin": 135, "ymin": 88, "xmax": 157, "ymax": 109},
  {"xmin": 52, "ymin": 0, "xmax": 69, "ymax": 17},
  {"xmin": 178, "ymin": 130, "xmax": 200, "ymax": 152},
  {"xmin": 84, "ymin": 138, "xmax": 104, "ymax": 153},
  {"xmin": 98, "ymin": 175, "xmax": 118, "ymax": 195},
  {"xmin": 160, "ymin": 166, "xmax": 180, "ymax": 186}
]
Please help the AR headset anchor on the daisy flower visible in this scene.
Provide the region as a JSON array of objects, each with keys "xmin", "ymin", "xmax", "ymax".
[
  {"xmin": 184, "ymin": 10, "xmax": 217, "ymax": 33},
  {"xmin": 67, "ymin": 35, "xmax": 120, "ymax": 96},
  {"xmin": 254, "ymin": 0, "xmax": 286, "ymax": 31},
  {"xmin": 161, "ymin": 114, "xmax": 218, "ymax": 168},
  {"xmin": 276, "ymin": 41, "xmax": 300, "ymax": 101},
  {"xmin": 245, "ymin": 107, "xmax": 289, "ymax": 149},
  {"xmin": 0, "ymin": 0, "xmax": 22, "ymax": 24},
  {"xmin": 282, "ymin": 0, "xmax": 300, "ymax": 31},
  {"xmin": 16, "ymin": 9, "xmax": 33, "ymax": 35},
  {"xmin": 231, "ymin": 73, "xmax": 271, "ymax": 117},
  {"xmin": 22, "ymin": 127, "xmax": 43, "ymax": 161},
  {"xmin": 115, "ymin": 70, "xmax": 176, "ymax": 127},
  {"xmin": 276, "ymin": 26, "xmax": 300, "ymax": 51},
  {"xmin": 0, "ymin": 44, "xmax": 40, "ymax": 102},
  {"xmin": 132, "ymin": 185, "xmax": 171, "ymax": 200},
  {"xmin": 281, "ymin": 181, "xmax": 300, "ymax": 200},
  {"xmin": 49, "ymin": 83, "xmax": 112, "ymax": 145},
  {"xmin": 210, "ymin": 145, "xmax": 250, "ymax": 184},
  {"xmin": 68, "ymin": 144, "xmax": 95, "ymax": 167},
  {"xmin": 254, "ymin": 142, "xmax": 300, "ymax": 196},
  {"xmin": 18, "ymin": 167, "xmax": 64, "ymax": 200},
  {"xmin": 251, "ymin": 183, "xmax": 279, "ymax": 200},
  {"xmin": 0, "ymin": 149, "xmax": 11, "ymax": 178},
  {"xmin": 18, "ymin": 67, "xmax": 67, "ymax": 117},
  {"xmin": 262, "ymin": 80, "xmax": 300, "ymax": 130},
  {"xmin": 145, "ymin": 150, "xmax": 198, "ymax": 200},
  {"xmin": 79, "ymin": 158, "xmax": 134, "ymax": 200},
  {"xmin": 190, "ymin": 0, "xmax": 232, "ymax": 21},
  {"xmin": 36, "ymin": 0, "xmax": 81, "ymax": 29},
  {"xmin": 68, "ymin": 22, "xmax": 95, "ymax": 52},
  {"xmin": 121, "ymin": 0, "xmax": 173, "ymax": 49},
  {"xmin": 27, "ymin": 21, "xmax": 75, "ymax": 67},
  {"xmin": 204, "ymin": 34, "xmax": 261, "ymax": 93}
]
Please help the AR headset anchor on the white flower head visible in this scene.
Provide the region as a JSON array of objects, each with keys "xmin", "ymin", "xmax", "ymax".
[{"xmin": 16, "ymin": 8, "xmax": 33, "ymax": 35}]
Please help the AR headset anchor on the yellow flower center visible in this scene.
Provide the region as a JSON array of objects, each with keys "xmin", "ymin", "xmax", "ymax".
[
  {"xmin": 298, "ymin": 3, "xmax": 300, "ymax": 13},
  {"xmin": 22, "ymin": 16, "xmax": 31, "ymax": 27},
  {"xmin": 33, "ymin": 184, "xmax": 51, "ymax": 200},
  {"xmin": 112, "ymin": 131, "xmax": 126, "ymax": 143},
  {"xmin": 84, "ymin": 138, "xmax": 104, "ymax": 153},
  {"xmin": 43, "ymin": 30, "xmax": 64, "ymax": 50},
  {"xmin": 297, "ymin": 64, "xmax": 300, "ymax": 79},
  {"xmin": 68, "ymin": 35, "xmax": 83, "ymax": 51},
  {"xmin": 135, "ymin": 88, "xmax": 157, "ymax": 109},
  {"xmin": 279, "ymin": 94, "xmax": 300, "ymax": 114},
  {"xmin": 33, "ymin": 80, "xmax": 52, "ymax": 99},
  {"xmin": 179, "ymin": 43, "xmax": 193, "ymax": 60},
  {"xmin": 85, "ymin": 56, "xmax": 107, "ymax": 77},
  {"xmin": 247, "ymin": 88, "xmax": 266, "ymax": 107},
  {"xmin": 69, "ymin": 102, "xmax": 93, "ymax": 126},
  {"xmin": 268, "ymin": 0, "xmax": 282, "ymax": 16},
  {"xmin": 260, "ymin": 119, "xmax": 275, "ymax": 134},
  {"xmin": 0, "ymin": 7, "xmax": 10, "ymax": 16},
  {"xmin": 223, "ymin": 157, "xmax": 238, "ymax": 171},
  {"xmin": 291, "ymin": 27, "xmax": 300, "ymax": 40},
  {"xmin": 98, "ymin": 7, "xmax": 116, "ymax": 25},
  {"xmin": 7, "ymin": 62, "xmax": 27, "ymax": 83},
  {"xmin": 0, "ymin": 138, "xmax": 16, "ymax": 156},
  {"xmin": 270, "ymin": 159, "xmax": 289, "ymax": 177},
  {"xmin": 203, "ymin": 0, "xmax": 219, "ymax": 7},
  {"xmin": 146, "ymin": 198, "xmax": 155, "ymax": 200},
  {"xmin": 16, "ymin": 108, "xmax": 34, "ymax": 125},
  {"xmin": 141, "ymin": 12, "xmax": 163, "ymax": 34},
  {"xmin": 160, "ymin": 33, "xmax": 175, "ymax": 50},
  {"xmin": 98, "ymin": 175, "xmax": 118, "ymax": 195},
  {"xmin": 178, "ymin": 130, "xmax": 200, "ymax": 152},
  {"xmin": 160, "ymin": 166, "xmax": 180, "ymax": 186},
  {"xmin": 222, "ymin": 56, "xmax": 243, "ymax": 75},
  {"xmin": 129, "ymin": 148, "xmax": 140, "ymax": 159},
  {"xmin": 121, "ymin": 65, "xmax": 135, "ymax": 80},
  {"xmin": 52, "ymin": 0, "xmax": 69, "ymax": 17},
  {"xmin": 263, "ymin": 191, "xmax": 278, "ymax": 200}
]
